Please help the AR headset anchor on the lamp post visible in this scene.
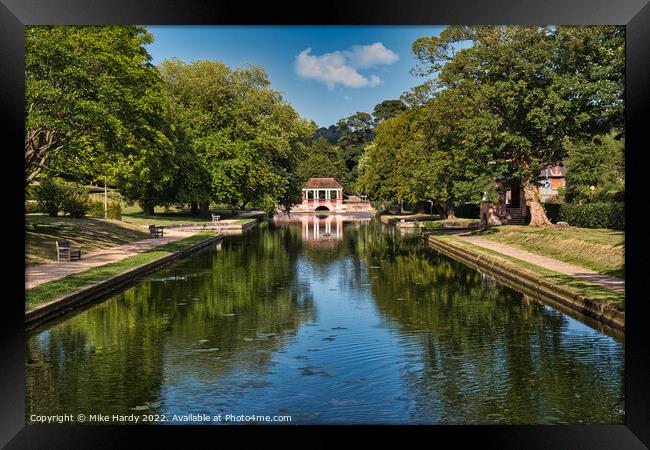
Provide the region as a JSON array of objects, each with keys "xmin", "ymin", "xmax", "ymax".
[{"xmin": 103, "ymin": 177, "xmax": 108, "ymax": 219}]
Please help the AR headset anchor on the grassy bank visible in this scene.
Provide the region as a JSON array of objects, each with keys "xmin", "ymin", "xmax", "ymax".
[
  {"xmin": 472, "ymin": 225, "xmax": 624, "ymax": 278},
  {"xmin": 423, "ymin": 218, "xmax": 480, "ymax": 229},
  {"xmin": 121, "ymin": 204, "xmax": 245, "ymax": 227},
  {"xmin": 432, "ymin": 234, "xmax": 624, "ymax": 311},
  {"xmin": 25, "ymin": 233, "xmax": 216, "ymax": 310},
  {"xmin": 26, "ymin": 214, "xmax": 149, "ymax": 265}
]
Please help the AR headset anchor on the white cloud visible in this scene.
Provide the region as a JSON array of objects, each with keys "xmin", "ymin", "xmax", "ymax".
[
  {"xmin": 294, "ymin": 42, "xmax": 397, "ymax": 90},
  {"xmin": 345, "ymin": 42, "xmax": 399, "ymax": 69}
]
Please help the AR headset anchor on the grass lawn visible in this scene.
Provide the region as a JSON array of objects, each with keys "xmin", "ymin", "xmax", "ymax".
[
  {"xmin": 472, "ymin": 225, "xmax": 624, "ymax": 278},
  {"xmin": 121, "ymin": 205, "xmax": 239, "ymax": 227},
  {"xmin": 26, "ymin": 214, "xmax": 149, "ymax": 265},
  {"xmin": 433, "ymin": 234, "xmax": 625, "ymax": 311},
  {"xmin": 25, "ymin": 232, "xmax": 216, "ymax": 310}
]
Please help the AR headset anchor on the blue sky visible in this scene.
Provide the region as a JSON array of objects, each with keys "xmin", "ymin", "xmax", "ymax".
[{"xmin": 144, "ymin": 26, "xmax": 446, "ymax": 127}]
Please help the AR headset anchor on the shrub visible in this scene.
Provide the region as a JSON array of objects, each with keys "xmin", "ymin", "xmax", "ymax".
[
  {"xmin": 108, "ymin": 201, "xmax": 122, "ymax": 220},
  {"xmin": 25, "ymin": 201, "xmax": 42, "ymax": 214},
  {"xmin": 88, "ymin": 201, "xmax": 104, "ymax": 218},
  {"xmin": 557, "ymin": 202, "xmax": 624, "ymax": 230},
  {"xmin": 88, "ymin": 200, "xmax": 122, "ymax": 220},
  {"xmin": 61, "ymin": 185, "xmax": 91, "ymax": 218},
  {"xmin": 35, "ymin": 179, "xmax": 67, "ymax": 217}
]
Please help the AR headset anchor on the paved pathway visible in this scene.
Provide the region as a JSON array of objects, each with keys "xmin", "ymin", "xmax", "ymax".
[
  {"xmin": 25, "ymin": 229, "xmax": 198, "ymax": 289},
  {"xmin": 457, "ymin": 235, "xmax": 625, "ymax": 293}
]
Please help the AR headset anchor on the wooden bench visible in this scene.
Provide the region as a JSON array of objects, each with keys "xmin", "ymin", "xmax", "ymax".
[
  {"xmin": 149, "ymin": 225, "xmax": 164, "ymax": 238},
  {"xmin": 56, "ymin": 239, "xmax": 81, "ymax": 262},
  {"xmin": 211, "ymin": 213, "xmax": 221, "ymax": 223}
]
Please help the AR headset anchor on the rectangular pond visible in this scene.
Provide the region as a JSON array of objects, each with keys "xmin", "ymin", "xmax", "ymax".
[{"xmin": 26, "ymin": 215, "xmax": 624, "ymax": 424}]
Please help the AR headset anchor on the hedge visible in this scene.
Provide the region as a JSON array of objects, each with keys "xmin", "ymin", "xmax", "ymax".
[
  {"xmin": 554, "ymin": 202, "xmax": 624, "ymax": 230},
  {"xmin": 25, "ymin": 201, "xmax": 42, "ymax": 214}
]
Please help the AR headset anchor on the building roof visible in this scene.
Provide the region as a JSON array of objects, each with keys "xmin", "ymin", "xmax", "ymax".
[
  {"xmin": 304, "ymin": 178, "xmax": 343, "ymax": 189},
  {"xmin": 539, "ymin": 164, "xmax": 567, "ymax": 178}
]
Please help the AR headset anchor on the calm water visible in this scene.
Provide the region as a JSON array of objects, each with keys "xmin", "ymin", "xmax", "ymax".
[{"xmin": 26, "ymin": 216, "xmax": 624, "ymax": 424}]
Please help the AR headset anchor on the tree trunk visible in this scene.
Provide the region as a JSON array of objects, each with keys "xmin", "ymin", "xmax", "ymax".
[
  {"xmin": 142, "ymin": 203, "xmax": 155, "ymax": 215},
  {"xmin": 199, "ymin": 201, "xmax": 210, "ymax": 218},
  {"xmin": 190, "ymin": 202, "xmax": 198, "ymax": 214},
  {"xmin": 445, "ymin": 204, "xmax": 456, "ymax": 220},
  {"xmin": 434, "ymin": 202, "xmax": 446, "ymax": 218},
  {"xmin": 524, "ymin": 183, "xmax": 552, "ymax": 226}
]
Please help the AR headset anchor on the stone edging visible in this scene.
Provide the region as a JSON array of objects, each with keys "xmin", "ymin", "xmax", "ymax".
[
  {"xmin": 25, "ymin": 234, "xmax": 224, "ymax": 330},
  {"xmin": 426, "ymin": 236, "xmax": 624, "ymax": 331}
]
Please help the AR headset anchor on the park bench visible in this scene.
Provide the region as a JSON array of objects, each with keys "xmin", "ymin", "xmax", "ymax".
[
  {"xmin": 55, "ymin": 239, "xmax": 81, "ymax": 262},
  {"xmin": 211, "ymin": 213, "xmax": 221, "ymax": 223},
  {"xmin": 149, "ymin": 225, "xmax": 164, "ymax": 238}
]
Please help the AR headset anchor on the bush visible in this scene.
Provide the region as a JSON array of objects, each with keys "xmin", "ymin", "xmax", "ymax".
[
  {"xmin": 455, "ymin": 203, "xmax": 480, "ymax": 219},
  {"xmin": 25, "ymin": 201, "xmax": 42, "ymax": 214},
  {"xmin": 108, "ymin": 202, "xmax": 122, "ymax": 220},
  {"xmin": 61, "ymin": 185, "xmax": 91, "ymax": 218},
  {"xmin": 35, "ymin": 179, "xmax": 67, "ymax": 217},
  {"xmin": 557, "ymin": 202, "xmax": 624, "ymax": 230},
  {"xmin": 88, "ymin": 200, "xmax": 122, "ymax": 220}
]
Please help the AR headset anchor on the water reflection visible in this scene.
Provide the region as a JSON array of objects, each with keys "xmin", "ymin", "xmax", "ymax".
[
  {"xmin": 273, "ymin": 213, "xmax": 371, "ymax": 247},
  {"xmin": 26, "ymin": 218, "xmax": 624, "ymax": 424}
]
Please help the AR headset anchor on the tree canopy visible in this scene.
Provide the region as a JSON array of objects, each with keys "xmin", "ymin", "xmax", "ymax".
[
  {"xmin": 410, "ymin": 25, "xmax": 624, "ymax": 224},
  {"xmin": 158, "ymin": 59, "xmax": 315, "ymax": 214},
  {"xmin": 25, "ymin": 26, "xmax": 166, "ymax": 187}
]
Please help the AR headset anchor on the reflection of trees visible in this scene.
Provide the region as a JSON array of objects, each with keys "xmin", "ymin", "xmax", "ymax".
[
  {"xmin": 354, "ymin": 222, "xmax": 624, "ymax": 424},
  {"xmin": 26, "ymin": 285, "xmax": 169, "ymax": 419},
  {"xmin": 26, "ymin": 222, "xmax": 315, "ymax": 421}
]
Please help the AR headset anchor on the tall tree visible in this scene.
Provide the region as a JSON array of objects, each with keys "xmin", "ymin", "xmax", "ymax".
[
  {"xmin": 356, "ymin": 109, "xmax": 429, "ymax": 207},
  {"xmin": 297, "ymin": 139, "xmax": 354, "ymax": 192},
  {"xmin": 25, "ymin": 26, "xmax": 165, "ymax": 187},
  {"xmin": 419, "ymin": 86, "xmax": 498, "ymax": 218},
  {"xmin": 159, "ymin": 59, "xmax": 315, "ymax": 215},
  {"xmin": 411, "ymin": 25, "xmax": 624, "ymax": 225},
  {"xmin": 372, "ymin": 99, "xmax": 408, "ymax": 123},
  {"xmin": 313, "ymin": 125, "xmax": 341, "ymax": 145}
]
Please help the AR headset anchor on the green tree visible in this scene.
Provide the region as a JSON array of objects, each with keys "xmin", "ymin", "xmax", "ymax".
[
  {"xmin": 563, "ymin": 131, "xmax": 624, "ymax": 203},
  {"xmin": 419, "ymin": 86, "xmax": 498, "ymax": 218},
  {"xmin": 358, "ymin": 87, "xmax": 496, "ymax": 217},
  {"xmin": 356, "ymin": 109, "xmax": 429, "ymax": 208},
  {"xmin": 336, "ymin": 112, "xmax": 374, "ymax": 147},
  {"xmin": 372, "ymin": 99, "xmax": 408, "ymax": 123},
  {"xmin": 313, "ymin": 125, "xmax": 341, "ymax": 145},
  {"xmin": 159, "ymin": 59, "xmax": 315, "ymax": 215},
  {"xmin": 297, "ymin": 139, "xmax": 354, "ymax": 192},
  {"xmin": 411, "ymin": 26, "xmax": 624, "ymax": 225},
  {"xmin": 25, "ymin": 26, "xmax": 166, "ymax": 187}
]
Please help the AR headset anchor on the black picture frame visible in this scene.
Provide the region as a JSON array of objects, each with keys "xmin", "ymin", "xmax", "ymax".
[{"xmin": 2, "ymin": 0, "xmax": 648, "ymax": 447}]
